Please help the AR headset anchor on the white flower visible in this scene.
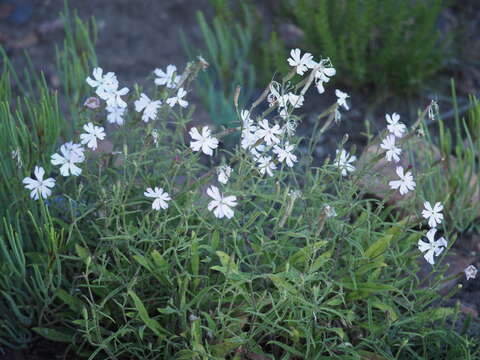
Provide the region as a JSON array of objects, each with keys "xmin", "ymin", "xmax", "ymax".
[
  {"xmin": 166, "ymin": 87, "xmax": 188, "ymax": 108},
  {"xmin": 23, "ymin": 166, "xmax": 55, "ymax": 200},
  {"xmin": 154, "ymin": 65, "xmax": 180, "ymax": 88},
  {"xmin": 312, "ymin": 61, "xmax": 336, "ymax": 94},
  {"xmin": 422, "ymin": 201, "xmax": 444, "ymax": 228},
  {"xmin": 255, "ymin": 119, "xmax": 283, "ymax": 146},
  {"xmin": 287, "ymin": 93, "xmax": 304, "ymax": 108},
  {"xmin": 189, "ymin": 126, "xmax": 219, "ymax": 156},
  {"xmin": 334, "ymin": 149, "xmax": 356, "ymax": 176},
  {"xmin": 51, "ymin": 142, "xmax": 85, "ymax": 176},
  {"xmin": 257, "ymin": 156, "xmax": 276, "ymax": 177},
  {"xmin": 86, "ymin": 67, "xmax": 118, "ymax": 99},
  {"xmin": 217, "ymin": 165, "xmax": 232, "ymax": 184},
  {"xmin": 106, "ymin": 105, "xmax": 126, "ymax": 125},
  {"xmin": 386, "ymin": 113, "xmax": 406, "ymax": 138},
  {"xmin": 287, "ymin": 48, "xmax": 315, "ymax": 76},
  {"xmin": 380, "ymin": 134, "xmax": 402, "ymax": 162},
  {"xmin": 323, "ymin": 205, "xmax": 337, "ymax": 218},
  {"xmin": 464, "ymin": 265, "xmax": 478, "ymax": 280},
  {"xmin": 335, "ymin": 89, "xmax": 350, "ymax": 110},
  {"xmin": 105, "ymin": 86, "xmax": 129, "ymax": 108},
  {"xmin": 418, "ymin": 228, "xmax": 447, "ymax": 265},
  {"xmin": 207, "ymin": 185, "xmax": 237, "ymax": 219},
  {"xmin": 80, "ymin": 122, "xmax": 106, "ymax": 150},
  {"xmin": 389, "ymin": 166, "xmax": 416, "ymax": 195},
  {"xmin": 134, "ymin": 93, "xmax": 162, "ymax": 123},
  {"xmin": 273, "ymin": 142, "xmax": 297, "ymax": 167},
  {"xmin": 144, "ymin": 187, "xmax": 171, "ymax": 210}
]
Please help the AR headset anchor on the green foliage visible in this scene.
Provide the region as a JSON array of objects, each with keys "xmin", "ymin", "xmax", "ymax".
[
  {"xmin": 0, "ymin": 3, "xmax": 96, "ymax": 349},
  {"xmin": 182, "ymin": 10, "xmax": 256, "ymax": 130},
  {"xmin": 417, "ymin": 84, "xmax": 480, "ymax": 233},
  {"xmin": 278, "ymin": 0, "xmax": 445, "ymax": 93}
]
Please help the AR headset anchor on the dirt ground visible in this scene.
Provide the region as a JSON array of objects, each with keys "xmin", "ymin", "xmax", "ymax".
[{"xmin": 0, "ymin": 0, "xmax": 479, "ymax": 358}]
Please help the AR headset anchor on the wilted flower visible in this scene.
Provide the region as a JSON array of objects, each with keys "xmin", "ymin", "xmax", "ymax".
[
  {"xmin": 80, "ymin": 122, "xmax": 106, "ymax": 151},
  {"xmin": 323, "ymin": 204, "xmax": 337, "ymax": 218},
  {"xmin": 386, "ymin": 113, "xmax": 406, "ymax": 138},
  {"xmin": 418, "ymin": 228, "xmax": 447, "ymax": 265},
  {"xmin": 144, "ymin": 187, "xmax": 171, "ymax": 210},
  {"xmin": 207, "ymin": 185, "xmax": 237, "ymax": 219},
  {"xmin": 428, "ymin": 100, "xmax": 439, "ymax": 121},
  {"xmin": 217, "ymin": 165, "xmax": 233, "ymax": 184},
  {"xmin": 464, "ymin": 265, "xmax": 478, "ymax": 280},
  {"xmin": 11, "ymin": 148, "xmax": 22, "ymax": 168},
  {"xmin": 23, "ymin": 166, "xmax": 55, "ymax": 200},
  {"xmin": 154, "ymin": 65, "xmax": 181, "ymax": 88},
  {"xmin": 334, "ymin": 149, "xmax": 356, "ymax": 176},
  {"xmin": 189, "ymin": 126, "xmax": 219, "ymax": 156},
  {"xmin": 380, "ymin": 134, "xmax": 402, "ymax": 162},
  {"xmin": 389, "ymin": 166, "xmax": 416, "ymax": 195},
  {"xmin": 422, "ymin": 201, "xmax": 444, "ymax": 228}
]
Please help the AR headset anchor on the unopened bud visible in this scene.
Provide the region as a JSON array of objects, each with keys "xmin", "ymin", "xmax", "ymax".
[{"xmin": 84, "ymin": 96, "xmax": 101, "ymax": 109}]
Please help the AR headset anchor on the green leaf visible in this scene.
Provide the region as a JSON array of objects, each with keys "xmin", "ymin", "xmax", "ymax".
[
  {"xmin": 364, "ymin": 234, "xmax": 392, "ymax": 259},
  {"xmin": 128, "ymin": 290, "xmax": 167, "ymax": 338},
  {"xmin": 32, "ymin": 327, "xmax": 73, "ymax": 343}
]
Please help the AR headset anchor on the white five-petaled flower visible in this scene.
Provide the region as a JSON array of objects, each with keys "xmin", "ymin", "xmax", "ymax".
[
  {"xmin": 80, "ymin": 122, "xmax": 106, "ymax": 150},
  {"xmin": 255, "ymin": 119, "xmax": 283, "ymax": 146},
  {"xmin": 106, "ymin": 105, "xmax": 126, "ymax": 125},
  {"xmin": 144, "ymin": 187, "xmax": 171, "ymax": 210},
  {"xmin": 422, "ymin": 201, "xmax": 444, "ymax": 228},
  {"xmin": 389, "ymin": 166, "xmax": 416, "ymax": 195},
  {"xmin": 189, "ymin": 126, "xmax": 219, "ymax": 156},
  {"xmin": 217, "ymin": 165, "xmax": 233, "ymax": 184},
  {"xmin": 134, "ymin": 93, "xmax": 162, "ymax": 123},
  {"xmin": 334, "ymin": 149, "xmax": 356, "ymax": 176},
  {"xmin": 154, "ymin": 64, "xmax": 180, "ymax": 89},
  {"xmin": 380, "ymin": 134, "xmax": 402, "ymax": 162},
  {"xmin": 287, "ymin": 48, "xmax": 315, "ymax": 76},
  {"xmin": 166, "ymin": 87, "xmax": 188, "ymax": 108},
  {"xmin": 312, "ymin": 61, "xmax": 336, "ymax": 94},
  {"xmin": 257, "ymin": 156, "xmax": 277, "ymax": 177},
  {"xmin": 207, "ymin": 185, "xmax": 237, "ymax": 219},
  {"xmin": 418, "ymin": 228, "xmax": 447, "ymax": 265},
  {"xmin": 23, "ymin": 166, "xmax": 55, "ymax": 200},
  {"xmin": 86, "ymin": 67, "xmax": 118, "ymax": 99},
  {"xmin": 273, "ymin": 142, "xmax": 297, "ymax": 167},
  {"xmin": 386, "ymin": 113, "xmax": 406, "ymax": 138},
  {"xmin": 51, "ymin": 142, "xmax": 85, "ymax": 176},
  {"xmin": 105, "ymin": 86, "xmax": 129, "ymax": 109},
  {"xmin": 335, "ymin": 89, "xmax": 350, "ymax": 110},
  {"xmin": 464, "ymin": 265, "xmax": 478, "ymax": 280}
]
